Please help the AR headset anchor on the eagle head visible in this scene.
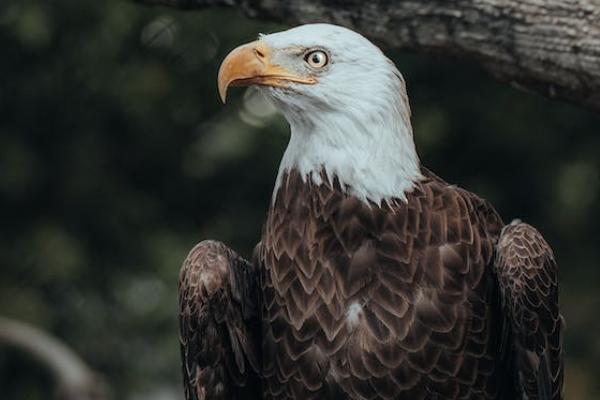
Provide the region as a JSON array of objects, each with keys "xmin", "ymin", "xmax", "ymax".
[{"xmin": 218, "ymin": 23, "xmax": 421, "ymax": 204}]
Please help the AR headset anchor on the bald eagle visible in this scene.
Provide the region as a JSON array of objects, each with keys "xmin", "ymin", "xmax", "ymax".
[{"xmin": 179, "ymin": 24, "xmax": 564, "ymax": 400}]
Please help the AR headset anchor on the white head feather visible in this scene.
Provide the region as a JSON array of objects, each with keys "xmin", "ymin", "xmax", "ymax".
[{"xmin": 259, "ymin": 24, "xmax": 422, "ymax": 204}]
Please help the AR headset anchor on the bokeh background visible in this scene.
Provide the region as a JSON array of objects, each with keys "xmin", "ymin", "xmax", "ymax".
[{"xmin": 0, "ymin": 0, "xmax": 598, "ymax": 399}]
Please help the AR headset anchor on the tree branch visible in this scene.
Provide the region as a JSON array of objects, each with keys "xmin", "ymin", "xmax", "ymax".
[
  {"xmin": 0, "ymin": 316, "xmax": 112, "ymax": 400},
  {"xmin": 137, "ymin": 0, "xmax": 600, "ymax": 113}
]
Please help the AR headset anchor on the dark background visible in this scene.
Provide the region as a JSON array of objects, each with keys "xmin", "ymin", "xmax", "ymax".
[{"xmin": 0, "ymin": 0, "xmax": 598, "ymax": 398}]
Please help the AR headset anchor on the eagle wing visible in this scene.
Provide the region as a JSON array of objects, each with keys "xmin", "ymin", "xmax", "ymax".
[
  {"xmin": 495, "ymin": 221, "xmax": 564, "ymax": 400},
  {"xmin": 179, "ymin": 240, "xmax": 261, "ymax": 400}
]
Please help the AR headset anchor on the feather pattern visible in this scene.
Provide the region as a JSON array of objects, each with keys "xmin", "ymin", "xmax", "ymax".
[
  {"xmin": 495, "ymin": 222, "xmax": 564, "ymax": 400},
  {"xmin": 257, "ymin": 167, "xmax": 511, "ymax": 399},
  {"xmin": 179, "ymin": 169, "xmax": 564, "ymax": 400},
  {"xmin": 179, "ymin": 241, "xmax": 261, "ymax": 400}
]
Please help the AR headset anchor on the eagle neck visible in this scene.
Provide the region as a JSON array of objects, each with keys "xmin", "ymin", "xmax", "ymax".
[{"xmin": 273, "ymin": 94, "xmax": 422, "ymax": 205}]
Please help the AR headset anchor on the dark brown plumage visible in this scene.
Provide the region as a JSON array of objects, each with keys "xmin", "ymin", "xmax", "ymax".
[
  {"xmin": 179, "ymin": 168, "xmax": 564, "ymax": 400},
  {"xmin": 495, "ymin": 222, "xmax": 564, "ymax": 400},
  {"xmin": 179, "ymin": 241, "xmax": 261, "ymax": 399}
]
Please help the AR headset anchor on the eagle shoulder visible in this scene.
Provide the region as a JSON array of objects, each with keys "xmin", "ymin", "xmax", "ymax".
[
  {"xmin": 179, "ymin": 240, "xmax": 261, "ymax": 400},
  {"xmin": 495, "ymin": 221, "xmax": 564, "ymax": 400}
]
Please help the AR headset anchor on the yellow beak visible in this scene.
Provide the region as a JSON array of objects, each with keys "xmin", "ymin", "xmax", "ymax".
[{"xmin": 217, "ymin": 41, "xmax": 317, "ymax": 103}]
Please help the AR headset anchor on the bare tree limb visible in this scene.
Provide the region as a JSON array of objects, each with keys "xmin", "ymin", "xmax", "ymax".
[
  {"xmin": 0, "ymin": 316, "xmax": 112, "ymax": 400},
  {"xmin": 137, "ymin": 0, "xmax": 600, "ymax": 113}
]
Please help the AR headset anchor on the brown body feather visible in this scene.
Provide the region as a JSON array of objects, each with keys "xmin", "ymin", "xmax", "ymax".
[
  {"xmin": 179, "ymin": 168, "xmax": 564, "ymax": 400},
  {"xmin": 495, "ymin": 222, "xmax": 564, "ymax": 400},
  {"xmin": 179, "ymin": 241, "xmax": 261, "ymax": 400}
]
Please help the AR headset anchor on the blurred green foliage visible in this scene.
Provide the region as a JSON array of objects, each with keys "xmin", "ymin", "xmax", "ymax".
[{"xmin": 0, "ymin": 0, "xmax": 598, "ymax": 399}]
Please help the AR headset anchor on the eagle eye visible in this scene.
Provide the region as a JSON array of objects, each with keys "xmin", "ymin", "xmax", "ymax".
[{"xmin": 304, "ymin": 50, "xmax": 328, "ymax": 68}]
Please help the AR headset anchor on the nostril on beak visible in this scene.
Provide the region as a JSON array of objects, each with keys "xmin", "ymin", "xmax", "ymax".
[{"xmin": 254, "ymin": 48, "xmax": 265, "ymax": 59}]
